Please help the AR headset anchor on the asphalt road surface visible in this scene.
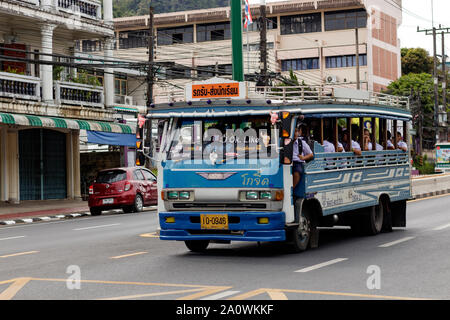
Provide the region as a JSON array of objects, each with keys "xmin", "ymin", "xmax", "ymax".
[{"xmin": 0, "ymin": 195, "xmax": 449, "ymax": 300}]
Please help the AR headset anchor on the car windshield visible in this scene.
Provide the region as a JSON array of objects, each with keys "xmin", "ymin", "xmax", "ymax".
[
  {"xmin": 96, "ymin": 170, "xmax": 127, "ymax": 183},
  {"xmin": 167, "ymin": 116, "xmax": 278, "ymax": 162}
]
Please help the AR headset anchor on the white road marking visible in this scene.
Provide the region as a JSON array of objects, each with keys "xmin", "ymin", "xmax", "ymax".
[
  {"xmin": 378, "ymin": 237, "xmax": 415, "ymax": 248},
  {"xmin": 73, "ymin": 223, "xmax": 121, "ymax": 231},
  {"xmin": 432, "ymin": 223, "xmax": 450, "ymax": 231},
  {"xmin": 0, "ymin": 236, "xmax": 26, "ymax": 241},
  {"xmin": 295, "ymin": 258, "xmax": 348, "ymax": 273},
  {"xmin": 200, "ymin": 290, "xmax": 241, "ymax": 300}
]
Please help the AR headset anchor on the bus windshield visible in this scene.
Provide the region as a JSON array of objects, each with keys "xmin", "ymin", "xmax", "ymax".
[{"xmin": 167, "ymin": 116, "xmax": 278, "ymax": 162}]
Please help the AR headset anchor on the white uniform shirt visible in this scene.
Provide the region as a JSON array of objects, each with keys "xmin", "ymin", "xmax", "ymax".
[
  {"xmin": 323, "ymin": 140, "xmax": 336, "ymax": 153},
  {"xmin": 398, "ymin": 141, "xmax": 408, "ymax": 150},
  {"xmin": 293, "ymin": 138, "xmax": 313, "ymax": 163},
  {"xmin": 351, "ymin": 140, "xmax": 361, "ymax": 151}
]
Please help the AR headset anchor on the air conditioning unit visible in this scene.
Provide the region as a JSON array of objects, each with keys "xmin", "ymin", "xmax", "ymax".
[
  {"xmin": 326, "ymin": 75, "xmax": 338, "ymax": 84},
  {"xmin": 115, "ymin": 95, "xmax": 133, "ymax": 106}
]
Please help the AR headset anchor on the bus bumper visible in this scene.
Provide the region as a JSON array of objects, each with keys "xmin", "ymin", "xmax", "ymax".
[{"xmin": 159, "ymin": 211, "xmax": 286, "ymax": 242}]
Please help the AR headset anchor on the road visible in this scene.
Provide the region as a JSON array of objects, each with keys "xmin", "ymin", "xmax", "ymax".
[{"xmin": 0, "ymin": 194, "xmax": 449, "ymax": 300}]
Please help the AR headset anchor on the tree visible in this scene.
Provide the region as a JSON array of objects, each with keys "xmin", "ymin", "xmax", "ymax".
[{"xmin": 401, "ymin": 48, "xmax": 434, "ymax": 75}]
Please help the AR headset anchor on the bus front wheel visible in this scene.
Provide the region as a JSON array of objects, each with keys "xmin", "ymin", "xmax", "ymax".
[
  {"xmin": 185, "ymin": 240, "xmax": 210, "ymax": 252},
  {"xmin": 288, "ymin": 204, "xmax": 314, "ymax": 253}
]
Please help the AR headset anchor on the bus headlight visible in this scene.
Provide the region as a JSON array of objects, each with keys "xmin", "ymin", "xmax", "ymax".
[
  {"xmin": 179, "ymin": 191, "xmax": 191, "ymax": 200},
  {"xmin": 167, "ymin": 191, "xmax": 179, "ymax": 200},
  {"xmin": 241, "ymin": 190, "xmax": 283, "ymax": 201},
  {"xmin": 246, "ymin": 191, "xmax": 259, "ymax": 200},
  {"xmin": 259, "ymin": 191, "xmax": 272, "ymax": 200}
]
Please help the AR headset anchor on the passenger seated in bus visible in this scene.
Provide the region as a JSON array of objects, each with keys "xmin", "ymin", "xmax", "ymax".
[
  {"xmin": 342, "ymin": 126, "xmax": 362, "ymax": 156},
  {"xmin": 396, "ymin": 132, "xmax": 408, "ymax": 151},
  {"xmin": 387, "ymin": 131, "xmax": 395, "ymax": 150},
  {"xmin": 364, "ymin": 129, "xmax": 383, "ymax": 151},
  {"xmin": 293, "ymin": 124, "xmax": 314, "ymax": 189},
  {"xmin": 322, "ymin": 130, "xmax": 336, "ymax": 153}
]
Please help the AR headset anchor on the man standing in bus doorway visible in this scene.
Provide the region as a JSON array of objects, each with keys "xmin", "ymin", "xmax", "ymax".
[
  {"xmin": 293, "ymin": 123, "xmax": 314, "ymax": 189},
  {"xmin": 396, "ymin": 132, "xmax": 408, "ymax": 152}
]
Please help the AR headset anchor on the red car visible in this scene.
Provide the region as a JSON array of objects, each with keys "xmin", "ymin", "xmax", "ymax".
[{"xmin": 88, "ymin": 167, "xmax": 157, "ymax": 216}]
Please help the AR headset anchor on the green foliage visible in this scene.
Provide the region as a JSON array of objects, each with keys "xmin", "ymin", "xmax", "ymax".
[
  {"xmin": 413, "ymin": 154, "xmax": 436, "ymax": 175},
  {"xmin": 113, "ymin": 0, "xmax": 230, "ymax": 17},
  {"xmin": 5, "ymin": 66, "xmax": 25, "ymax": 75},
  {"xmin": 53, "ymin": 66, "xmax": 64, "ymax": 81},
  {"xmin": 66, "ymin": 70, "xmax": 101, "ymax": 87},
  {"xmin": 401, "ymin": 48, "xmax": 434, "ymax": 75},
  {"xmin": 385, "ymin": 73, "xmax": 434, "ymax": 113}
]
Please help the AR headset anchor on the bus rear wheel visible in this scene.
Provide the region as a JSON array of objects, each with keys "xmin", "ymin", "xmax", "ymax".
[
  {"xmin": 352, "ymin": 205, "xmax": 383, "ymax": 236},
  {"xmin": 185, "ymin": 240, "xmax": 210, "ymax": 252}
]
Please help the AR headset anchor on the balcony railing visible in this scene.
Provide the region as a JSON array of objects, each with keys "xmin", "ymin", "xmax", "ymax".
[
  {"xmin": 57, "ymin": 0, "xmax": 102, "ymax": 19},
  {"xmin": 0, "ymin": 72, "xmax": 41, "ymax": 101},
  {"xmin": 54, "ymin": 81, "xmax": 104, "ymax": 108}
]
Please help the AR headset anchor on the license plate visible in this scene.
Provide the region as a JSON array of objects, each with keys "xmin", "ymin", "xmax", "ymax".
[
  {"xmin": 200, "ymin": 214, "xmax": 229, "ymax": 230},
  {"xmin": 102, "ymin": 198, "xmax": 114, "ymax": 205}
]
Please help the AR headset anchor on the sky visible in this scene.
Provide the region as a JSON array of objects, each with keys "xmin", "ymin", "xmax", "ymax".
[{"xmin": 248, "ymin": 0, "xmax": 450, "ymax": 57}]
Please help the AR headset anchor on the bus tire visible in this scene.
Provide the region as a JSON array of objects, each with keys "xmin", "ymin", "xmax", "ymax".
[
  {"xmin": 185, "ymin": 240, "xmax": 210, "ymax": 252},
  {"xmin": 381, "ymin": 198, "xmax": 393, "ymax": 233},
  {"xmin": 287, "ymin": 204, "xmax": 313, "ymax": 253},
  {"xmin": 358, "ymin": 205, "xmax": 383, "ymax": 236}
]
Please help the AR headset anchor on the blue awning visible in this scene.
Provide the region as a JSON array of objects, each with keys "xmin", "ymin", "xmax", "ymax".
[{"xmin": 87, "ymin": 131, "xmax": 137, "ymax": 147}]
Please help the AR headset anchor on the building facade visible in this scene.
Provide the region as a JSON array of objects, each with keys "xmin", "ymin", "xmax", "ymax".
[
  {"xmin": 0, "ymin": 0, "xmax": 135, "ymax": 203},
  {"xmin": 77, "ymin": 0, "xmax": 403, "ymax": 103}
]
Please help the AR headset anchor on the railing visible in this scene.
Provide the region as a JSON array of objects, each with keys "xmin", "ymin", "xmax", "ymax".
[
  {"xmin": 0, "ymin": 72, "xmax": 41, "ymax": 101},
  {"xmin": 57, "ymin": 0, "xmax": 101, "ymax": 19},
  {"xmin": 54, "ymin": 81, "xmax": 104, "ymax": 108},
  {"xmin": 16, "ymin": 0, "xmax": 39, "ymax": 5},
  {"xmin": 252, "ymin": 85, "xmax": 410, "ymax": 110}
]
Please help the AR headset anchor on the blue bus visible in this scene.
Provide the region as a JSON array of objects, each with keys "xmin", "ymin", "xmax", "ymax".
[{"xmin": 146, "ymin": 91, "xmax": 412, "ymax": 252}]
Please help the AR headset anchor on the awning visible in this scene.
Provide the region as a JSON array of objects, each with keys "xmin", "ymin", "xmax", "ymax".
[
  {"xmin": 87, "ymin": 131, "xmax": 137, "ymax": 147},
  {"xmin": 0, "ymin": 113, "xmax": 136, "ymax": 134}
]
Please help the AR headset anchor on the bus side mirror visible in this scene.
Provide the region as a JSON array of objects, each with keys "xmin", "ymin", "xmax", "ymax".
[
  {"xmin": 281, "ymin": 138, "xmax": 294, "ymax": 165},
  {"xmin": 280, "ymin": 112, "xmax": 293, "ymax": 138}
]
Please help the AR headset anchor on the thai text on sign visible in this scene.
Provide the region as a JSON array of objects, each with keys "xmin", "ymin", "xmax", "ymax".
[{"xmin": 191, "ymin": 83, "xmax": 240, "ymax": 99}]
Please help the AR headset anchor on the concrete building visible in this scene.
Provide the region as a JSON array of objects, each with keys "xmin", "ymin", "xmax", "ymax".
[
  {"xmin": 77, "ymin": 0, "xmax": 403, "ymax": 103},
  {"xmin": 0, "ymin": 0, "xmax": 136, "ymax": 203}
]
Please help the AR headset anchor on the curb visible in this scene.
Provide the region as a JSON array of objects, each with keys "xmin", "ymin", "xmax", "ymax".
[
  {"xmin": 0, "ymin": 206, "xmax": 157, "ymax": 226},
  {"xmin": 0, "ymin": 212, "xmax": 91, "ymax": 226},
  {"xmin": 413, "ymin": 189, "xmax": 450, "ymax": 200}
]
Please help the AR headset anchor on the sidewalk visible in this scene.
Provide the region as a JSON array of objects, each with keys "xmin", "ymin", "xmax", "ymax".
[{"xmin": 0, "ymin": 199, "xmax": 89, "ymax": 221}]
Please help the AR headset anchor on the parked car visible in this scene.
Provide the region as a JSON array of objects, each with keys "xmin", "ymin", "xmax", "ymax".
[{"xmin": 88, "ymin": 167, "xmax": 157, "ymax": 216}]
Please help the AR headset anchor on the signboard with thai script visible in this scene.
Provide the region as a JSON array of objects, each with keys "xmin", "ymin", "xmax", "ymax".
[{"xmin": 185, "ymin": 77, "xmax": 247, "ymax": 101}]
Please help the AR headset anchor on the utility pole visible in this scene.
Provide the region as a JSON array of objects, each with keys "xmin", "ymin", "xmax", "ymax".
[
  {"xmin": 355, "ymin": 28, "xmax": 360, "ymax": 90},
  {"xmin": 231, "ymin": 0, "xmax": 244, "ymax": 82},
  {"xmin": 147, "ymin": 4, "xmax": 155, "ymax": 109},
  {"xmin": 259, "ymin": 0, "xmax": 268, "ymax": 87},
  {"xmin": 442, "ymin": 31, "xmax": 447, "ymax": 122},
  {"xmin": 417, "ymin": 25, "xmax": 450, "ymax": 143}
]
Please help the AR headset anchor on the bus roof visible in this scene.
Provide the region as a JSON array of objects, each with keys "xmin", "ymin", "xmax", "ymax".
[{"xmin": 146, "ymin": 99, "xmax": 412, "ymax": 121}]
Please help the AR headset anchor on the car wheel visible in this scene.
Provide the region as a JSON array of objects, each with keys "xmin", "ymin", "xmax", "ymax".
[
  {"xmin": 90, "ymin": 208, "xmax": 102, "ymax": 216},
  {"xmin": 132, "ymin": 194, "xmax": 144, "ymax": 213}
]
